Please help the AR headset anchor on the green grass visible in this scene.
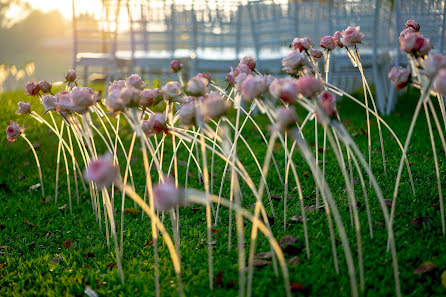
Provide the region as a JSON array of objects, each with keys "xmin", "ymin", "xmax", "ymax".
[{"xmin": 0, "ymin": 85, "xmax": 445, "ymax": 296}]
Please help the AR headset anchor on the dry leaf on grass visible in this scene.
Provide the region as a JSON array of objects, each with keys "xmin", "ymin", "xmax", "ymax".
[{"xmin": 414, "ymin": 261, "xmax": 436, "ymax": 275}]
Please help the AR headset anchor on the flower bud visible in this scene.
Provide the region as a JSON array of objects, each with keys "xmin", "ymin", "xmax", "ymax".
[
  {"xmin": 84, "ymin": 154, "xmax": 118, "ymax": 188},
  {"xmin": 153, "ymin": 178, "xmax": 183, "ymax": 211},
  {"xmin": 41, "ymin": 94, "xmax": 56, "ymax": 114},
  {"xmin": 388, "ymin": 66, "xmax": 411, "ymax": 89},
  {"xmin": 170, "ymin": 60, "xmax": 183, "ymax": 73},
  {"xmin": 340, "ymin": 26, "xmax": 365, "ymax": 46},
  {"xmin": 240, "ymin": 56, "xmax": 256, "ymax": 71},
  {"xmin": 162, "ymin": 81, "xmax": 182, "ymax": 99},
  {"xmin": 282, "ymin": 50, "xmax": 305, "ymax": 74},
  {"xmin": 16, "ymin": 101, "xmax": 31, "ymax": 115},
  {"xmin": 276, "ymin": 106, "xmax": 297, "ymax": 131},
  {"xmin": 6, "ymin": 121, "xmax": 23, "ymax": 142},
  {"xmin": 333, "ymin": 31, "xmax": 344, "ymax": 48},
  {"xmin": 405, "ymin": 19, "xmax": 420, "ymax": 31},
  {"xmin": 296, "ymin": 75, "xmax": 323, "ymax": 98},
  {"xmin": 126, "ymin": 74, "xmax": 145, "ymax": 89},
  {"xmin": 424, "ymin": 53, "xmax": 446, "ymax": 77},
  {"xmin": 291, "ymin": 37, "xmax": 313, "ymax": 52},
  {"xmin": 187, "ymin": 76, "xmax": 208, "ymax": 96},
  {"xmin": 65, "ymin": 69, "xmax": 76, "ymax": 82},
  {"xmin": 320, "ymin": 36, "xmax": 335, "ymax": 50},
  {"xmin": 309, "ymin": 49, "xmax": 323, "ymax": 59},
  {"xmin": 434, "ymin": 69, "xmax": 446, "ymax": 96},
  {"xmin": 318, "ymin": 91, "xmax": 337, "ymax": 119},
  {"xmin": 25, "ymin": 81, "xmax": 40, "ymax": 96},
  {"xmin": 38, "ymin": 80, "xmax": 52, "ymax": 93},
  {"xmin": 200, "ymin": 92, "xmax": 230, "ymax": 121},
  {"xmin": 142, "ymin": 113, "xmax": 167, "ymax": 137}
]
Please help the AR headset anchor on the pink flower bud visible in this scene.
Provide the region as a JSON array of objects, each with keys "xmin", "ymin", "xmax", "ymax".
[
  {"xmin": 126, "ymin": 74, "xmax": 145, "ymax": 89},
  {"xmin": 6, "ymin": 121, "xmax": 23, "ymax": 142},
  {"xmin": 162, "ymin": 81, "xmax": 182, "ymax": 99},
  {"xmin": 64, "ymin": 87, "xmax": 98, "ymax": 113},
  {"xmin": 333, "ymin": 31, "xmax": 344, "ymax": 48},
  {"xmin": 405, "ymin": 19, "xmax": 420, "ymax": 31},
  {"xmin": 291, "ymin": 37, "xmax": 313, "ymax": 52},
  {"xmin": 170, "ymin": 60, "xmax": 183, "ymax": 73},
  {"xmin": 84, "ymin": 154, "xmax": 118, "ymax": 188},
  {"xmin": 320, "ymin": 36, "xmax": 336, "ymax": 50},
  {"xmin": 178, "ymin": 102, "xmax": 196, "ymax": 127},
  {"xmin": 282, "ymin": 50, "xmax": 305, "ymax": 74},
  {"xmin": 399, "ymin": 31, "xmax": 425, "ymax": 54},
  {"xmin": 38, "ymin": 80, "xmax": 52, "ymax": 93},
  {"xmin": 318, "ymin": 91, "xmax": 337, "ymax": 119},
  {"xmin": 240, "ymin": 56, "xmax": 256, "ymax": 71},
  {"xmin": 276, "ymin": 106, "xmax": 297, "ymax": 131},
  {"xmin": 196, "ymin": 73, "xmax": 211, "ymax": 84},
  {"xmin": 187, "ymin": 76, "xmax": 208, "ymax": 96},
  {"xmin": 25, "ymin": 81, "xmax": 40, "ymax": 96},
  {"xmin": 309, "ymin": 49, "xmax": 323, "ymax": 59},
  {"xmin": 153, "ymin": 178, "xmax": 183, "ymax": 211},
  {"xmin": 424, "ymin": 53, "xmax": 446, "ymax": 77},
  {"xmin": 238, "ymin": 63, "xmax": 252, "ymax": 75},
  {"xmin": 296, "ymin": 75, "xmax": 323, "ymax": 98},
  {"xmin": 65, "ymin": 69, "xmax": 76, "ymax": 82},
  {"xmin": 41, "ymin": 94, "xmax": 56, "ymax": 114},
  {"xmin": 269, "ymin": 78, "xmax": 300, "ymax": 104},
  {"xmin": 108, "ymin": 80, "xmax": 126, "ymax": 93},
  {"xmin": 388, "ymin": 66, "xmax": 411, "ymax": 89},
  {"xmin": 140, "ymin": 89, "xmax": 162, "ymax": 107},
  {"xmin": 240, "ymin": 75, "xmax": 268, "ymax": 100},
  {"xmin": 340, "ymin": 26, "xmax": 365, "ymax": 46},
  {"xmin": 200, "ymin": 92, "xmax": 230, "ymax": 121},
  {"xmin": 142, "ymin": 113, "xmax": 167, "ymax": 137},
  {"xmin": 16, "ymin": 101, "xmax": 31, "ymax": 115},
  {"xmin": 434, "ymin": 69, "xmax": 446, "ymax": 96}
]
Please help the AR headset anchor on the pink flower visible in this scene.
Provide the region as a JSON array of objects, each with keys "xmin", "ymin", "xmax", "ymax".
[
  {"xmin": 240, "ymin": 56, "xmax": 256, "ymax": 71},
  {"xmin": 226, "ymin": 69, "xmax": 237, "ymax": 85},
  {"xmin": 333, "ymin": 31, "xmax": 344, "ymax": 48},
  {"xmin": 399, "ymin": 31, "xmax": 425, "ymax": 54},
  {"xmin": 320, "ymin": 36, "xmax": 335, "ymax": 50},
  {"xmin": 84, "ymin": 154, "xmax": 118, "ymax": 188},
  {"xmin": 178, "ymin": 102, "xmax": 196, "ymax": 127},
  {"xmin": 65, "ymin": 69, "xmax": 76, "ymax": 82},
  {"xmin": 291, "ymin": 37, "xmax": 313, "ymax": 52},
  {"xmin": 340, "ymin": 26, "xmax": 365, "ymax": 46},
  {"xmin": 162, "ymin": 81, "xmax": 182, "ymax": 99},
  {"xmin": 108, "ymin": 80, "xmax": 126, "ymax": 93},
  {"xmin": 196, "ymin": 73, "xmax": 211, "ymax": 84},
  {"xmin": 140, "ymin": 89, "xmax": 162, "ymax": 107},
  {"xmin": 6, "ymin": 121, "xmax": 23, "ymax": 142},
  {"xmin": 170, "ymin": 60, "xmax": 183, "ymax": 73},
  {"xmin": 126, "ymin": 74, "xmax": 145, "ymax": 89},
  {"xmin": 41, "ymin": 94, "xmax": 56, "ymax": 114},
  {"xmin": 240, "ymin": 75, "xmax": 268, "ymax": 100},
  {"xmin": 424, "ymin": 54, "xmax": 446, "ymax": 77},
  {"xmin": 309, "ymin": 49, "xmax": 323, "ymax": 59},
  {"xmin": 276, "ymin": 106, "xmax": 297, "ymax": 131},
  {"xmin": 282, "ymin": 50, "xmax": 305, "ymax": 74},
  {"xmin": 418, "ymin": 38, "xmax": 432, "ymax": 57},
  {"xmin": 142, "ymin": 113, "xmax": 167, "ymax": 137},
  {"xmin": 388, "ymin": 66, "xmax": 411, "ymax": 89},
  {"xmin": 318, "ymin": 91, "xmax": 337, "ymax": 119},
  {"xmin": 269, "ymin": 78, "xmax": 300, "ymax": 104},
  {"xmin": 200, "ymin": 92, "xmax": 230, "ymax": 120},
  {"xmin": 38, "ymin": 80, "xmax": 52, "ymax": 93},
  {"xmin": 153, "ymin": 178, "xmax": 183, "ymax": 211},
  {"xmin": 25, "ymin": 81, "xmax": 40, "ymax": 96},
  {"xmin": 56, "ymin": 87, "xmax": 98, "ymax": 113},
  {"xmin": 405, "ymin": 19, "xmax": 420, "ymax": 31},
  {"xmin": 399, "ymin": 27, "xmax": 416, "ymax": 38},
  {"xmin": 118, "ymin": 86, "xmax": 140, "ymax": 107},
  {"xmin": 106, "ymin": 89, "xmax": 126, "ymax": 112},
  {"xmin": 296, "ymin": 75, "xmax": 323, "ymax": 98},
  {"xmin": 434, "ymin": 69, "xmax": 446, "ymax": 96},
  {"xmin": 16, "ymin": 101, "xmax": 31, "ymax": 114},
  {"xmin": 187, "ymin": 76, "xmax": 208, "ymax": 96}
]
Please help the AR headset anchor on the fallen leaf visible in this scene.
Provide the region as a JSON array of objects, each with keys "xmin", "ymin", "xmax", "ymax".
[
  {"xmin": 290, "ymin": 216, "xmax": 308, "ymax": 223},
  {"xmin": 290, "ymin": 282, "xmax": 304, "ymax": 291},
  {"xmin": 414, "ymin": 261, "xmax": 436, "ymax": 275},
  {"xmin": 23, "ymin": 219, "xmax": 36, "ymax": 228},
  {"xmin": 410, "ymin": 217, "xmax": 431, "ymax": 229},
  {"xmin": 45, "ymin": 232, "xmax": 51, "ymax": 238},
  {"xmin": 271, "ymin": 194, "xmax": 293, "ymax": 201},
  {"xmin": 289, "ymin": 256, "xmax": 301, "ymax": 266},
  {"xmin": 303, "ymin": 172, "xmax": 311, "ymax": 178},
  {"xmin": 0, "ymin": 262, "xmax": 7, "ymax": 269},
  {"xmin": 106, "ymin": 262, "xmax": 116, "ymax": 271},
  {"xmin": 304, "ymin": 205, "xmax": 324, "ymax": 213},
  {"xmin": 254, "ymin": 251, "xmax": 273, "ymax": 259},
  {"xmin": 41, "ymin": 196, "xmax": 51, "ymax": 203},
  {"xmin": 280, "ymin": 235, "xmax": 298, "ymax": 247},
  {"xmin": 384, "ymin": 200, "xmax": 392, "ymax": 207},
  {"xmin": 124, "ymin": 208, "xmax": 140, "ymax": 214},
  {"xmin": 62, "ymin": 238, "xmax": 74, "ymax": 250},
  {"xmin": 252, "ymin": 259, "xmax": 271, "ymax": 267},
  {"xmin": 84, "ymin": 286, "xmax": 98, "ymax": 297},
  {"xmin": 144, "ymin": 240, "xmax": 153, "ymax": 247},
  {"xmin": 58, "ymin": 204, "xmax": 67, "ymax": 211},
  {"xmin": 29, "ymin": 183, "xmax": 41, "ymax": 190}
]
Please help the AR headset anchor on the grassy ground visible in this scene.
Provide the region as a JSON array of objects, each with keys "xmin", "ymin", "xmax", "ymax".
[{"xmin": 0, "ymin": 85, "xmax": 445, "ymax": 296}]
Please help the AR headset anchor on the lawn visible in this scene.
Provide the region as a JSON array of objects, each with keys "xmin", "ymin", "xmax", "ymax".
[{"xmin": 0, "ymin": 84, "xmax": 445, "ymax": 297}]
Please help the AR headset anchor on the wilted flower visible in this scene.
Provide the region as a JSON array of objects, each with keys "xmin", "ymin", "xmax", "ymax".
[
  {"xmin": 291, "ymin": 37, "xmax": 313, "ymax": 52},
  {"xmin": 276, "ymin": 106, "xmax": 297, "ymax": 131},
  {"xmin": 424, "ymin": 53, "xmax": 446, "ymax": 77},
  {"xmin": 84, "ymin": 154, "xmax": 118, "ymax": 188},
  {"xmin": 418, "ymin": 37, "xmax": 432, "ymax": 57},
  {"xmin": 309, "ymin": 49, "xmax": 323, "ymax": 59},
  {"xmin": 269, "ymin": 78, "xmax": 300, "ymax": 104},
  {"xmin": 388, "ymin": 66, "xmax": 411, "ymax": 89},
  {"xmin": 434, "ymin": 69, "xmax": 446, "ymax": 96},
  {"xmin": 153, "ymin": 178, "xmax": 183, "ymax": 211},
  {"xmin": 162, "ymin": 81, "xmax": 182, "ymax": 99},
  {"xmin": 106, "ymin": 89, "xmax": 126, "ymax": 112},
  {"xmin": 296, "ymin": 75, "xmax": 323, "ymax": 98},
  {"xmin": 170, "ymin": 60, "xmax": 183, "ymax": 73},
  {"xmin": 139, "ymin": 89, "xmax": 162, "ymax": 107},
  {"xmin": 142, "ymin": 113, "xmax": 167, "ymax": 137},
  {"xmin": 6, "ymin": 121, "xmax": 23, "ymax": 142},
  {"xmin": 399, "ymin": 31, "xmax": 426, "ymax": 54},
  {"xmin": 200, "ymin": 92, "xmax": 230, "ymax": 121},
  {"xmin": 187, "ymin": 76, "xmax": 208, "ymax": 96},
  {"xmin": 240, "ymin": 56, "xmax": 256, "ymax": 71},
  {"xmin": 340, "ymin": 26, "xmax": 365, "ymax": 46},
  {"xmin": 282, "ymin": 50, "xmax": 305, "ymax": 74},
  {"xmin": 65, "ymin": 69, "xmax": 76, "ymax": 82},
  {"xmin": 126, "ymin": 74, "xmax": 145, "ymax": 89},
  {"xmin": 333, "ymin": 31, "xmax": 344, "ymax": 48},
  {"xmin": 320, "ymin": 36, "xmax": 335, "ymax": 50},
  {"xmin": 405, "ymin": 19, "xmax": 420, "ymax": 31},
  {"xmin": 16, "ymin": 101, "xmax": 31, "ymax": 115},
  {"xmin": 56, "ymin": 87, "xmax": 99, "ymax": 113},
  {"xmin": 196, "ymin": 73, "xmax": 211, "ymax": 84},
  {"xmin": 318, "ymin": 91, "xmax": 337, "ymax": 119},
  {"xmin": 108, "ymin": 80, "xmax": 126, "ymax": 93},
  {"xmin": 240, "ymin": 75, "xmax": 268, "ymax": 100},
  {"xmin": 25, "ymin": 81, "xmax": 40, "ymax": 96},
  {"xmin": 178, "ymin": 102, "xmax": 196, "ymax": 127},
  {"xmin": 38, "ymin": 80, "xmax": 52, "ymax": 93},
  {"xmin": 119, "ymin": 86, "xmax": 140, "ymax": 107},
  {"xmin": 41, "ymin": 94, "xmax": 56, "ymax": 113}
]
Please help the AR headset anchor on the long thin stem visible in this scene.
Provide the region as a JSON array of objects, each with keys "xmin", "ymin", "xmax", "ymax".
[{"xmin": 21, "ymin": 134, "xmax": 44, "ymax": 198}]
